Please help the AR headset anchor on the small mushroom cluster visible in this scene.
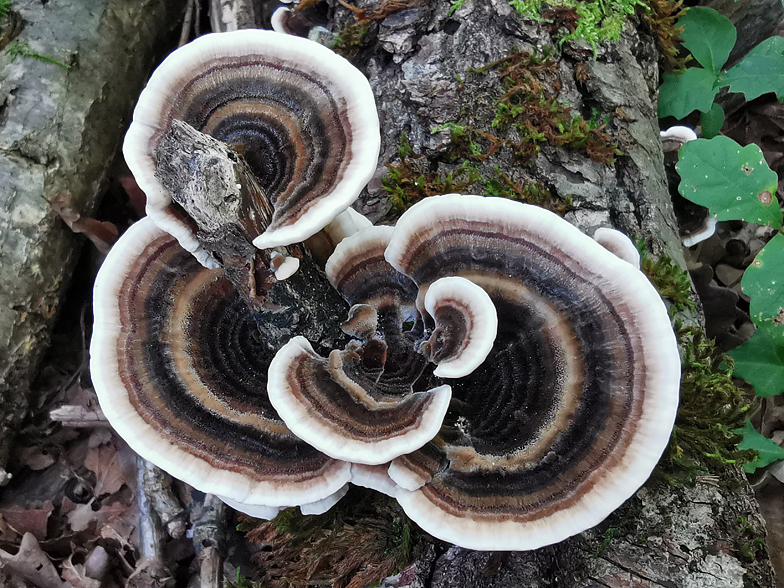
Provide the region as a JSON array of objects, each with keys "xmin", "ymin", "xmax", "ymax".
[{"xmin": 92, "ymin": 30, "xmax": 681, "ymax": 551}]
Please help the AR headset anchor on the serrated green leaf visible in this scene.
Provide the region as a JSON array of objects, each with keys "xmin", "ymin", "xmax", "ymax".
[
  {"xmin": 679, "ymin": 7, "xmax": 736, "ymax": 73},
  {"xmin": 723, "ymin": 36, "xmax": 784, "ymax": 101},
  {"xmin": 737, "ymin": 420, "xmax": 784, "ymax": 473},
  {"xmin": 658, "ymin": 68, "xmax": 720, "ymax": 119},
  {"xmin": 699, "ymin": 102, "xmax": 724, "ymax": 139},
  {"xmin": 729, "ymin": 326, "xmax": 784, "ymax": 397},
  {"xmin": 676, "ymin": 136, "xmax": 782, "ymax": 228},
  {"xmin": 742, "ymin": 233, "xmax": 784, "ymax": 337}
]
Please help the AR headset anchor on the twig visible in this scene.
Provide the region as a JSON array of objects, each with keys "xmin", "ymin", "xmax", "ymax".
[
  {"xmin": 49, "ymin": 404, "xmax": 109, "ymax": 426},
  {"xmin": 191, "ymin": 494, "xmax": 224, "ymax": 586},
  {"xmin": 179, "ymin": 0, "xmax": 196, "ymax": 46},
  {"xmin": 128, "ymin": 458, "xmax": 174, "ymax": 588},
  {"xmin": 143, "ymin": 464, "xmax": 188, "ymax": 539}
]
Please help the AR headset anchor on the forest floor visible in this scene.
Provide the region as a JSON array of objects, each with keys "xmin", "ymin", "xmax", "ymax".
[{"xmin": 1, "ymin": 12, "xmax": 783, "ymax": 588}]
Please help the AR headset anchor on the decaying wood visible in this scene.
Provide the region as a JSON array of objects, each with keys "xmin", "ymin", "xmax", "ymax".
[
  {"xmin": 325, "ymin": 1, "xmax": 776, "ymax": 586},
  {"xmin": 49, "ymin": 404, "xmax": 109, "ymax": 427},
  {"xmin": 0, "ymin": 0, "xmax": 188, "ymax": 475},
  {"xmin": 191, "ymin": 494, "xmax": 225, "ymax": 587},
  {"xmin": 155, "ymin": 120, "xmax": 351, "ymax": 351},
  {"xmin": 132, "ymin": 458, "xmax": 175, "ymax": 588},
  {"xmin": 209, "ymin": 0, "xmax": 260, "ymax": 32},
  {"xmin": 141, "ymin": 462, "xmax": 188, "ymax": 540}
]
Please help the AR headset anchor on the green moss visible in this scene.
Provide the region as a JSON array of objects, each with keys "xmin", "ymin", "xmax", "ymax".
[
  {"xmin": 640, "ymin": 0, "xmax": 688, "ymax": 68},
  {"xmin": 734, "ymin": 517, "xmax": 767, "ymax": 564},
  {"xmin": 448, "ymin": 0, "xmax": 466, "ymax": 16},
  {"xmin": 590, "ymin": 526, "xmax": 619, "ymax": 558},
  {"xmin": 224, "ymin": 570, "xmax": 256, "ymax": 588},
  {"xmin": 382, "ymin": 135, "xmax": 482, "ymax": 214},
  {"xmin": 471, "ymin": 50, "xmax": 621, "ymax": 163},
  {"xmin": 4, "ymin": 40, "xmax": 70, "ymax": 69},
  {"xmin": 382, "ymin": 134, "xmax": 572, "ymax": 216},
  {"xmin": 482, "ymin": 166, "xmax": 572, "ymax": 213},
  {"xmin": 333, "ymin": 21, "xmax": 371, "ymax": 56},
  {"xmin": 431, "ymin": 122, "xmax": 502, "ymax": 162},
  {"xmin": 509, "ymin": 0, "xmax": 647, "ymax": 55},
  {"xmin": 662, "ymin": 327, "xmax": 757, "ymax": 484},
  {"xmin": 636, "ymin": 239, "xmax": 694, "ymax": 317},
  {"xmin": 241, "ymin": 487, "xmax": 417, "ymax": 588}
]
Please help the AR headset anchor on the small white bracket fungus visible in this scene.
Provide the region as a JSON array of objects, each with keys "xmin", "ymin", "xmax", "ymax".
[
  {"xmin": 269, "ymin": 251, "xmax": 300, "ymax": 280},
  {"xmin": 660, "ymin": 125, "xmax": 698, "ymax": 152},
  {"xmin": 422, "ymin": 276, "xmax": 498, "ymax": 378},
  {"xmin": 682, "ymin": 215, "xmax": 718, "ymax": 247},
  {"xmin": 592, "ymin": 227, "xmax": 641, "ymax": 269},
  {"xmin": 350, "ymin": 464, "xmax": 399, "ymax": 497},
  {"xmin": 217, "ymin": 496, "xmax": 282, "ymax": 520}
]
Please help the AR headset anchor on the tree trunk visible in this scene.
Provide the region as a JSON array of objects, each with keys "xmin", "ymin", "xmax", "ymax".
[
  {"xmin": 325, "ymin": 1, "xmax": 776, "ymax": 586},
  {"xmin": 0, "ymin": 0, "xmax": 187, "ymax": 474}
]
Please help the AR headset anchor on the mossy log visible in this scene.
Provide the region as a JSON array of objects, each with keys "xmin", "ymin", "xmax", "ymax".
[
  {"xmin": 321, "ymin": 1, "xmax": 775, "ymax": 586},
  {"xmin": 0, "ymin": 0, "xmax": 186, "ymax": 473}
]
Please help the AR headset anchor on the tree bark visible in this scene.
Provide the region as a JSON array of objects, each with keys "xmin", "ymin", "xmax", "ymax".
[
  {"xmin": 0, "ymin": 0, "xmax": 187, "ymax": 472},
  {"xmin": 328, "ymin": 1, "xmax": 776, "ymax": 586}
]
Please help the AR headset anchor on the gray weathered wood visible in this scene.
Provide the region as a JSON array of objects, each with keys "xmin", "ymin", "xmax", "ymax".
[
  {"xmin": 328, "ymin": 0, "xmax": 775, "ymax": 586},
  {"xmin": 0, "ymin": 0, "xmax": 187, "ymax": 473}
]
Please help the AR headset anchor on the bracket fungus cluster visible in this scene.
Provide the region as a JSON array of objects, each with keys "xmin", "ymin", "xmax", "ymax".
[{"xmin": 92, "ymin": 29, "xmax": 681, "ymax": 551}]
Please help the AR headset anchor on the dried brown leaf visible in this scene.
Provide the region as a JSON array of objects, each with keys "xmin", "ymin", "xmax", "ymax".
[
  {"xmin": 19, "ymin": 445, "xmax": 57, "ymax": 471},
  {"xmin": 0, "ymin": 500, "xmax": 55, "ymax": 541},
  {"xmin": 67, "ymin": 499, "xmax": 126, "ymax": 533},
  {"xmin": 84, "ymin": 442, "xmax": 125, "ymax": 497},
  {"xmin": 0, "ymin": 532, "xmax": 70, "ymax": 588},
  {"xmin": 50, "ymin": 192, "xmax": 119, "ymax": 254}
]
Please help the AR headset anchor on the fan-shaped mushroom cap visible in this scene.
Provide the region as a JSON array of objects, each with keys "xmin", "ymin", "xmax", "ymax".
[
  {"xmin": 217, "ymin": 496, "xmax": 281, "ymax": 520},
  {"xmin": 384, "ymin": 194, "xmax": 680, "ymax": 551},
  {"xmin": 681, "ymin": 215, "xmax": 717, "ymax": 247},
  {"xmin": 90, "ymin": 218, "xmax": 351, "ymax": 508},
  {"xmin": 304, "ymin": 207, "xmax": 374, "ymax": 267},
  {"xmin": 660, "ymin": 125, "xmax": 697, "ymax": 152},
  {"xmin": 592, "ymin": 227, "xmax": 641, "ymax": 269},
  {"xmin": 350, "ymin": 464, "xmax": 398, "ymax": 497},
  {"xmin": 266, "ymin": 336, "xmax": 451, "ymax": 465},
  {"xmin": 124, "ymin": 29, "xmax": 380, "ymax": 258},
  {"xmin": 421, "ymin": 276, "xmax": 498, "ymax": 378},
  {"xmin": 325, "ymin": 225, "xmax": 418, "ymax": 312}
]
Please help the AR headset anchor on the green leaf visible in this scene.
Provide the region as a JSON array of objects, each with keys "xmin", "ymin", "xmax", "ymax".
[
  {"xmin": 679, "ymin": 7, "xmax": 736, "ymax": 74},
  {"xmin": 658, "ymin": 68, "xmax": 720, "ymax": 119},
  {"xmin": 729, "ymin": 326, "xmax": 784, "ymax": 397},
  {"xmin": 676, "ymin": 136, "xmax": 782, "ymax": 228},
  {"xmin": 737, "ymin": 420, "xmax": 784, "ymax": 473},
  {"xmin": 742, "ymin": 233, "xmax": 784, "ymax": 337},
  {"xmin": 723, "ymin": 36, "xmax": 784, "ymax": 101},
  {"xmin": 699, "ymin": 102, "xmax": 724, "ymax": 139}
]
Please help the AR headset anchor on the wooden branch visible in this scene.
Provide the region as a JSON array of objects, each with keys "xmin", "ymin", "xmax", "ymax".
[
  {"xmin": 49, "ymin": 404, "xmax": 109, "ymax": 427},
  {"xmin": 208, "ymin": 0, "xmax": 258, "ymax": 32}
]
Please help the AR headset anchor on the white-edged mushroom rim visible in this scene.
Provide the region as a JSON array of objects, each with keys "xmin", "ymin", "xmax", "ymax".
[
  {"xmin": 592, "ymin": 227, "xmax": 641, "ymax": 269},
  {"xmin": 385, "ymin": 194, "xmax": 681, "ymax": 550},
  {"xmin": 424, "ymin": 275, "xmax": 498, "ymax": 379},
  {"xmin": 325, "ymin": 225, "xmax": 396, "ymax": 288},
  {"xmin": 267, "ymin": 336, "xmax": 453, "ymax": 465},
  {"xmin": 90, "ymin": 218, "xmax": 352, "ymax": 507},
  {"xmin": 124, "ymin": 29, "xmax": 380, "ymax": 251}
]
